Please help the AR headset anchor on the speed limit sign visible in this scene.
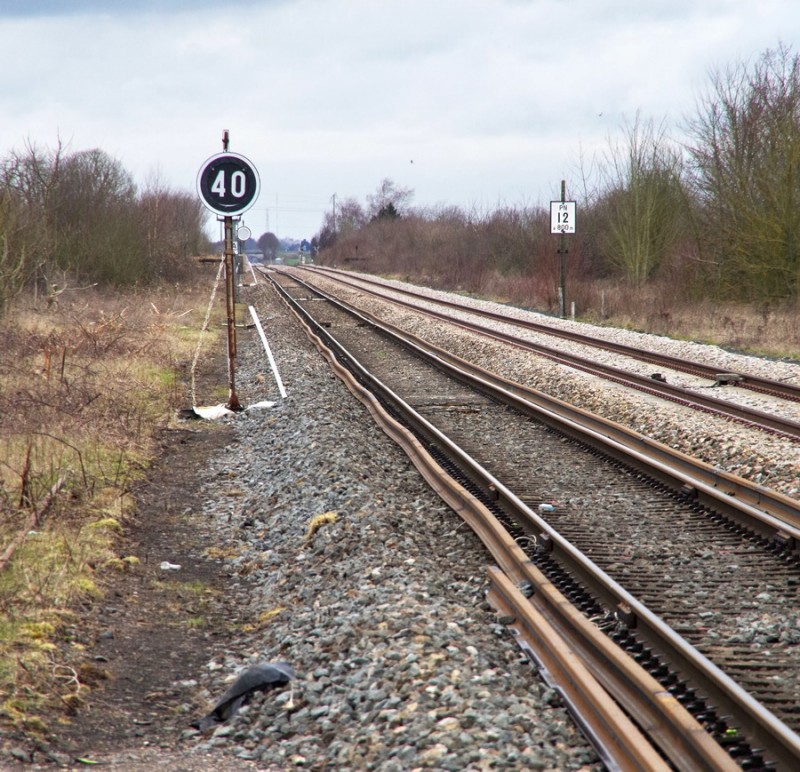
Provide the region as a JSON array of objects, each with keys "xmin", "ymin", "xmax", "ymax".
[{"xmin": 197, "ymin": 152, "xmax": 260, "ymax": 216}]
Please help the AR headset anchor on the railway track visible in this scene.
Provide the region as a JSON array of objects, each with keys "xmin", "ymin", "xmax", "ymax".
[
  {"xmin": 257, "ymin": 267, "xmax": 800, "ymax": 770},
  {"xmin": 295, "ymin": 265, "xmax": 800, "ymax": 440}
]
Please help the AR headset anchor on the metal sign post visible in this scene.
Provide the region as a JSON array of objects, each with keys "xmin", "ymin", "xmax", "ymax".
[
  {"xmin": 197, "ymin": 131, "xmax": 261, "ymax": 410},
  {"xmin": 235, "ymin": 224, "xmax": 251, "ymax": 304},
  {"xmin": 222, "ymin": 215, "xmax": 239, "ymax": 409},
  {"xmin": 550, "ymin": 181, "xmax": 576, "ymax": 319}
]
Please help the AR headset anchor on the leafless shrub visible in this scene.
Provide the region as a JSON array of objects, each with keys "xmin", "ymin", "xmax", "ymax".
[{"xmin": 0, "ymin": 140, "xmax": 209, "ymax": 321}]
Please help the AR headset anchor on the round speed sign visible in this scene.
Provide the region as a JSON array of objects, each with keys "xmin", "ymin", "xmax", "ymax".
[{"xmin": 197, "ymin": 152, "xmax": 260, "ymax": 216}]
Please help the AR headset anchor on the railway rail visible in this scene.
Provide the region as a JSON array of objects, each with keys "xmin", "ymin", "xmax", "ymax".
[
  {"xmin": 257, "ymin": 267, "xmax": 800, "ymax": 770},
  {"xmin": 303, "ymin": 264, "xmax": 800, "ymax": 400},
  {"xmin": 295, "ymin": 265, "xmax": 800, "ymax": 440}
]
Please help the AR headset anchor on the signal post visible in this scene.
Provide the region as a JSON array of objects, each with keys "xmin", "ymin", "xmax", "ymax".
[{"xmin": 197, "ymin": 131, "xmax": 261, "ymax": 410}]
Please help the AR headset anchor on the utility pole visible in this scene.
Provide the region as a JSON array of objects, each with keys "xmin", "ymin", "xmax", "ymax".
[{"xmin": 331, "ymin": 193, "xmax": 337, "ymax": 235}]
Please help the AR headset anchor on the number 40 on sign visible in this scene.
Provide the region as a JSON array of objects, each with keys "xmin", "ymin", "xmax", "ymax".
[
  {"xmin": 550, "ymin": 200, "xmax": 576, "ymax": 234},
  {"xmin": 197, "ymin": 152, "xmax": 260, "ymax": 217}
]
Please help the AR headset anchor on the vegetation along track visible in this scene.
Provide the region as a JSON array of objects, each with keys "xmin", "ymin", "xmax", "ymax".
[
  {"xmin": 299, "ymin": 264, "xmax": 800, "ymax": 440},
  {"xmin": 260, "ymin": 267, "xmax": 800, "ymax": 769}
]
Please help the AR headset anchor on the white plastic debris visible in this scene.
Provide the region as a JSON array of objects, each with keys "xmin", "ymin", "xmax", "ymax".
[
  {"xmin": 192, "ymin": 404, "xmax": 235, "ymax": 420},
  {"xmin": 159, "ymin": 561, "xmax": 182, "ymax": 571}
]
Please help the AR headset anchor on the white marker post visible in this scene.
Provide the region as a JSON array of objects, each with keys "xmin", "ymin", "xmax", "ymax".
[{"xmin": 248, "ymin": 305, "xmax": 287, "ymax": 399}]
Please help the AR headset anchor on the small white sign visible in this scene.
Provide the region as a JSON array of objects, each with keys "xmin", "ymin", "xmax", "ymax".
[{"xmin": 550, "ymin": 200, "xmax": 576, "ymax": 234}]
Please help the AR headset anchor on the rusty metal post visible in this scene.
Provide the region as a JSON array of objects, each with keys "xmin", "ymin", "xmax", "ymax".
[
  {"xmin": 223, "ymin": 215, "xmax": 241, "ymax": 411},
  {"xmin": 221, "ymin": 128, "xmax": 241, "ymax": 410}
]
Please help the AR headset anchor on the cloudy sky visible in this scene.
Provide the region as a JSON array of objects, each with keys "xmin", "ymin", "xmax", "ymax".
[{"xmin": 2, "ymin": 0, "xmax": 798, "ymax": 239}]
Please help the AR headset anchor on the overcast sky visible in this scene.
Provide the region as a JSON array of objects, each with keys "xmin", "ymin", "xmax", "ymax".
[{"xmin": 2, "ymin": 0, "xmax": 798, "ymax": 239}]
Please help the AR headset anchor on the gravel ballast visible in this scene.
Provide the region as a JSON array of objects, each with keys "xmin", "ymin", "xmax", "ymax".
[
  {"xmin": 313, "ymin": 270, "xmax": 800, "ymax": 498},
  {"xmin": 179, "ymin": 284, "xmax": 603, "ymax": 771}
]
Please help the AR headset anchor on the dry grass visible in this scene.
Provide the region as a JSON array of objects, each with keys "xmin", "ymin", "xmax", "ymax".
[
  {"xmin": 422, "ymin": 270, "xmax": 800, "ymax": 361},
  {"xmin": 0, "ymin": 270, "xmax": 224, "ymax": 733},
  {"xmin": 566, "ymin": 280, "xmax": 800, "ymax": 359}
]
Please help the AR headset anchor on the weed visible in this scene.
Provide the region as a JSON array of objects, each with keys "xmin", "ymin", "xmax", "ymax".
[
  {"xmin": 240, "ymin": 606, "xmax": 285, "ymax": 633},
  {"xmin": 303, "ymin": 511, "xmax": 339, "ymax": 544}
]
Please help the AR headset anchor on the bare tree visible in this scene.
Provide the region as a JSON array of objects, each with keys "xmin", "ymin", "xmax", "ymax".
[
  {"xmin": 335, "ymin": 197, "xmax": 367, "ymax": 235},
  {"xmin": 257, "ymin": 231, "xmax": 280, "ymax": 261},
  {"xmin": 366, "ymin": 178, "xmax": 414, "ymax": 221},
  {"xmin": 0, "ymin": 194, "xmax": 27, "ymax": 315},
  {"xmin": 686, "ymin": 43, "xmax": 800, "ymax": 300},
  {"xmin": 140, "ymin": 174, "xmax": 208, "ymax": 278},
  {"xmin": 594, "ymin": 113, "xmax": 687, "ymax": 285},
  {"xmin": 0, "ymin": 139, "xmax": 212, "ymax": 303},
  {"xmin": 0, "ymin": 138, "xmax": 69, "ymax": 299},
  {"xmin": 49, "ymin": 148, "xmax": 144, "ymax": 283}
]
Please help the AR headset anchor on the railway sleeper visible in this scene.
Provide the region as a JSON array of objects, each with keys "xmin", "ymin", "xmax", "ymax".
[{"xmin": 530, "ymin": 552, "xmax": 769, "ymax": 766}]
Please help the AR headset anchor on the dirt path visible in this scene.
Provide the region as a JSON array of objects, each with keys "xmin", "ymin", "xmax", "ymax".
[{"xmin": 5, "ymin": 415, "xmax": 265, "ymax": 770}]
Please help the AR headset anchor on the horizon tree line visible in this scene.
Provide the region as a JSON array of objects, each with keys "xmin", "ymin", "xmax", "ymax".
[{"xmin": 317, "ymin": 44, "xmax": 800, "ymax": 308}]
